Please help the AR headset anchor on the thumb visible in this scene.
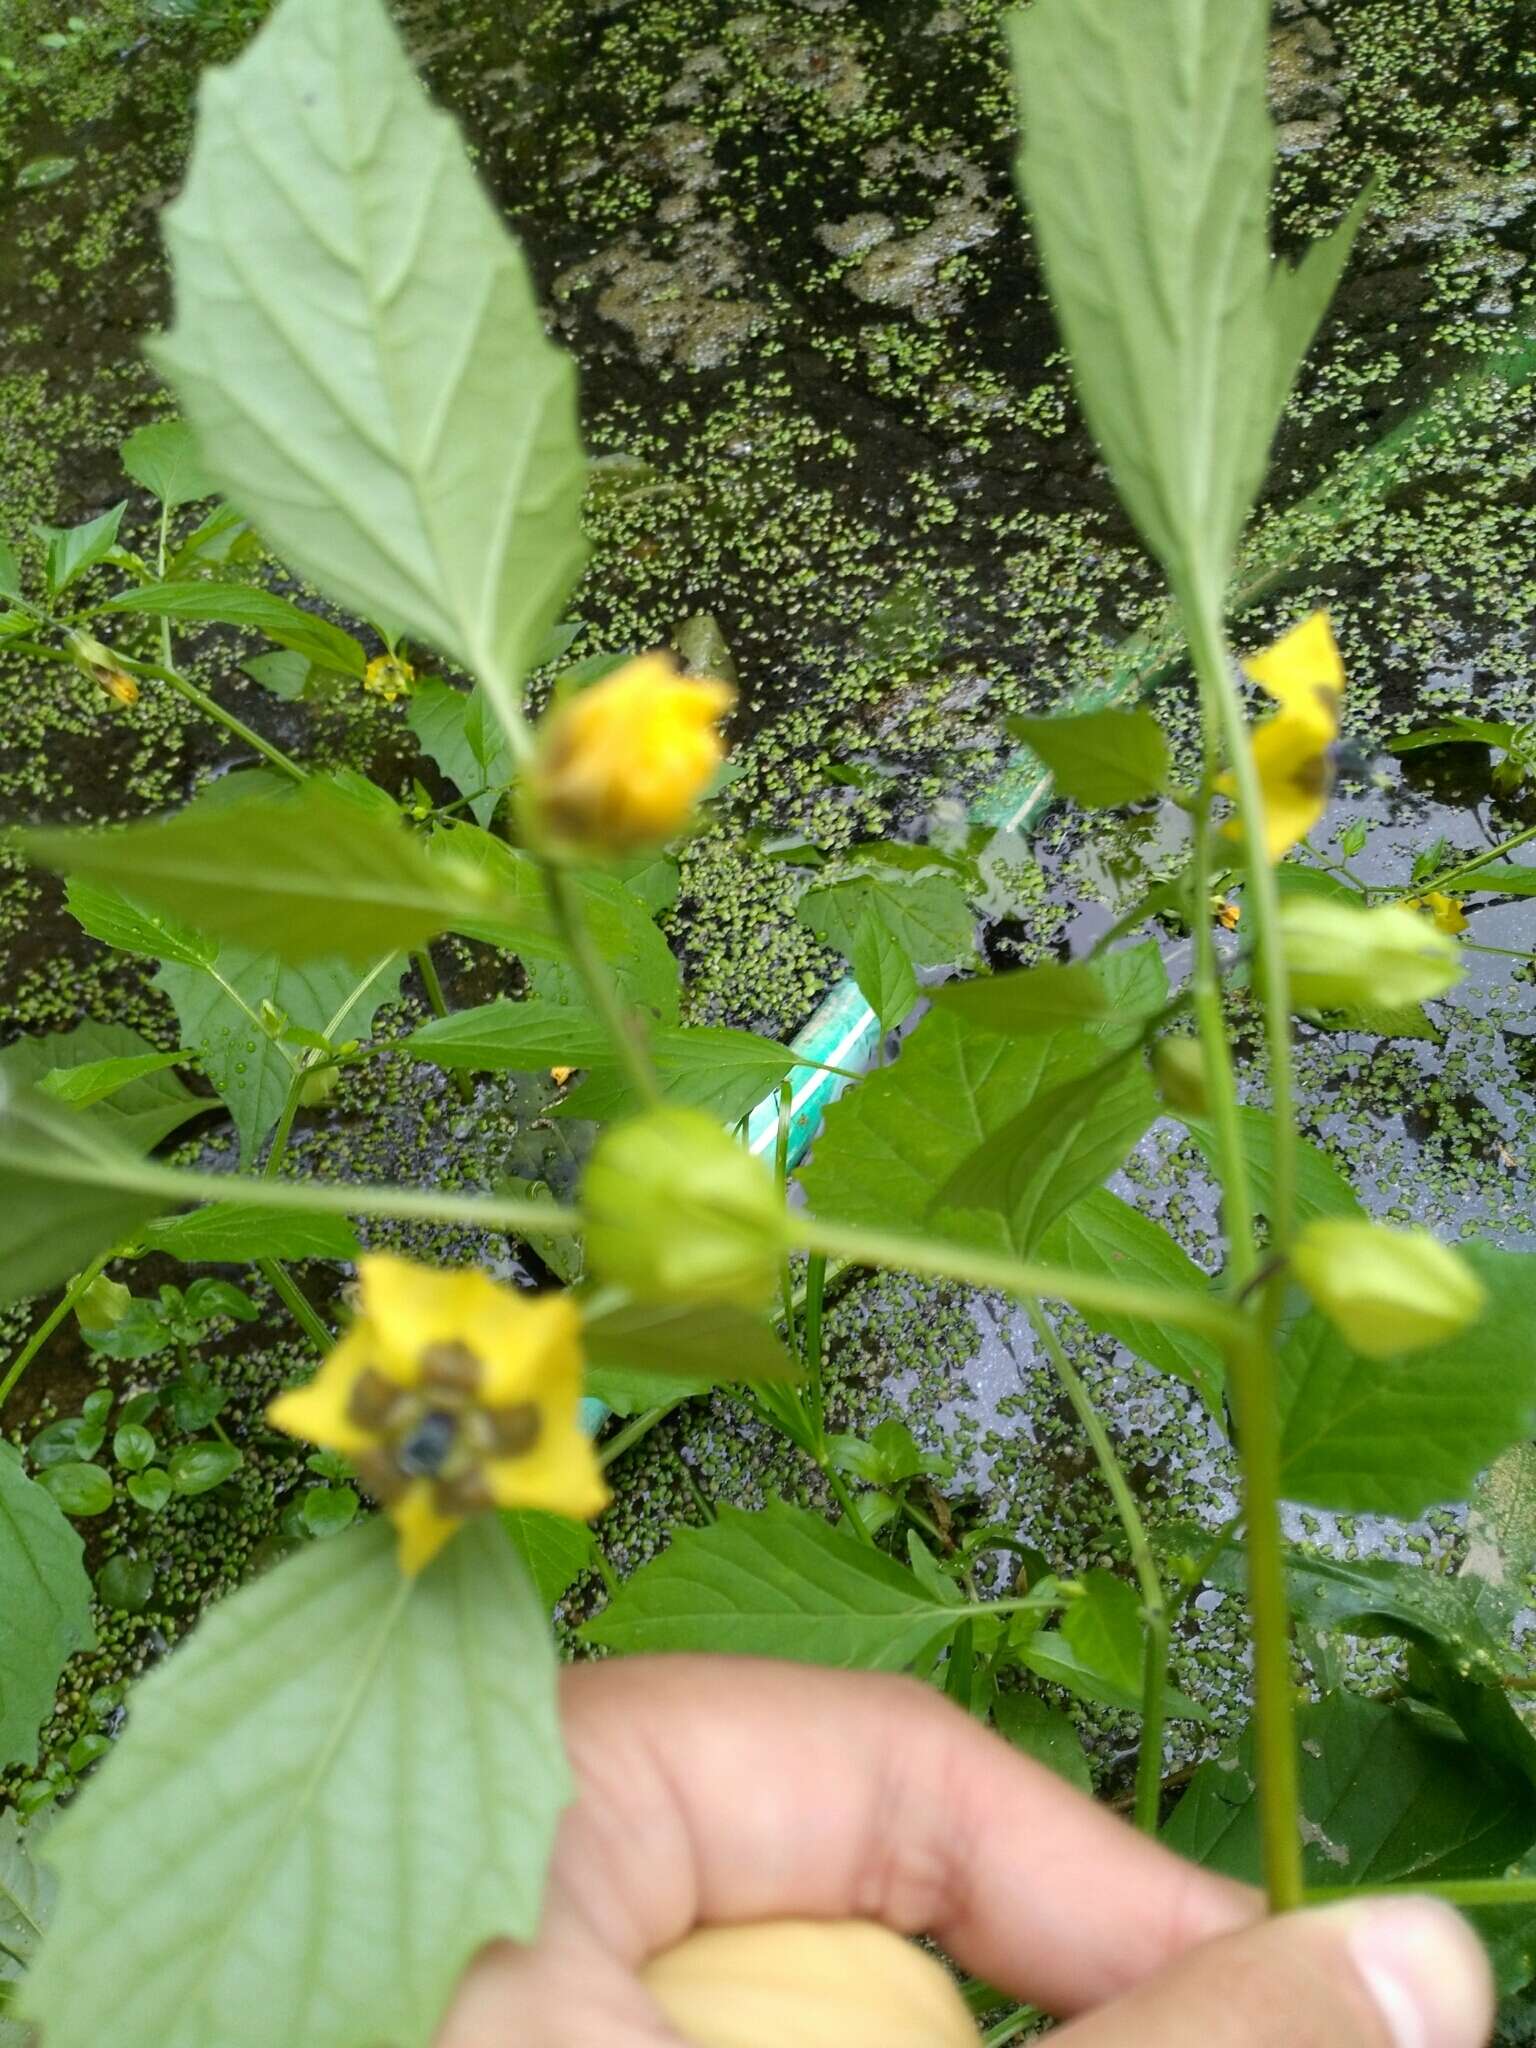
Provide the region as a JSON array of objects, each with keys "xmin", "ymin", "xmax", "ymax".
[{"xmin": 1055, "ymin": 1896, "xmax": 1495, "ymax": 2048}]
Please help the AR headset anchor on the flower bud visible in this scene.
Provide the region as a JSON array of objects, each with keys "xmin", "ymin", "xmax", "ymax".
[
  {"xmin": 1292, "ymin": 1218, "xmax": 1486, "ymax": 1359},
  {"xmin": 74, "ymin": 1273, "xmax": 133, "ymax": 1338},
  {"xmin": 525, "ymin": 652, "xmax": 734, "ymax": 856},
  {"xmin": 363, "ymin": 653, "xmax": 415, "ymax": 702},
  {"xmin": 1152, "ymin": 1035, "xmax": 1207, "ymax": 1115},
  {"xmin": 582, "ymin": 1106, "xmax": 786, "ymax": 1306},
  {"xmin": 66, "ymin": 629, "xmax": 139, "ymax": 706},
  {"xmin": 642, "ymin": 1919, "xmax": 980, "ymax": 2048},
  {"xmin": 1279, "ymin": 900, "xmax": 1462, "ymax": 1012}
]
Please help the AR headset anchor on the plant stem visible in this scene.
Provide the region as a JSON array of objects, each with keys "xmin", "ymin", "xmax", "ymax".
[
  {"xmin": 0, "ymin": 1255, "xmax": 108, "ymax": 1412},
  {"xmin": 802, "ymin": 1252, "xmax": 828, "ymax": 1438},
  {"xmin": 982, "ymin": 2006, "xmax": 1042, "ymax": 2046},
  {"xmin": 1307, "ymin": 1879, "xmax": 1536, "ymax": 1909},
  {"xmin": 542, "ymin": 861, "xmax": 661, "ymax": 1105},
  {"xmin": 1189, "ymin": 792, "xmax": 1256, "ymax": 1289},
  {"xmin": 821, "ymin": 1458, "xmax": 871, "ymax": 1540},
  {"xmin": 599, "ymin": 1399, "xmax": 685, "ymax": 1469},
  {"xmin": 257, "ymin": 1258, "xmax": 332, "ymax": 1356},
  {"xmin": 123, "ymin": 655, "xmax": 309, "ymax": 785},
  {"xmin": 262, "ymin": 1067, "xmax": 307, "ymax": 1179},
  {"xmin": 774, "ymin": 1080, "xmax": 797, "ymax": 1356},
  {"xmin": 791, "ymin": 1215, "xmax": 1246, "ymax": 1349},
  {"xmin": 1023, "ymin": 1301, "xmax": 1168, "ymax": 1833},
  {"xmin": 413, "ymin": 945, "xmax": 475, "ymax": 1106},
  {"xmin": 1395, "ymin": 819, "xmax": 1536, "ymax": 900}
]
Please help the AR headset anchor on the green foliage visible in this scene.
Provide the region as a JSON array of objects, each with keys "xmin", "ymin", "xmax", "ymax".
[
  {"xmin": 501, "ymin": 1510, "xmax": 602, "ymax": 1610},
  {"xmin": 0, "ymin": 1447, "xmax": 95, "ymax": 1771},
  {"xmin": 39, "ymin": 505, "xmax": 126, "ymax": 598},
  {"xmin": 796, "ymin": 870, "xmax": 975, "ymax": 972},
  {"xmin": 991, "ymin": 1696, "xmax": 1092, "ymax": 1796},
  {"xmin": 98, "ymin": 583, "xmax": 367, "ymax": 677},
  {"xmin": 118, "ymin": 421, "xmax": 217, "ymax": 509},
  {"xmin": 150, "ymin": 0, "xmax": 587, "ymax": 735},
  {"xmin": 0, "ymin": 1814, "xmax": 54, "ymax": 2048},
  {"xmin": 582, "ymin": 1298, "xmax": 799, "ymax": 1406},
  {"xmin": 584, "ymin": 1502, "xmax": 976, "ymax": 1670},
  {"xmin": 1014, "ymin": 1570, "xmax": 1207, "ymax": 1722},
  {"xmin": 0, "ymin": 1086, "xmax": 169, "ymax": 1306},
  {"xmin": 932, "ymin": 959, "xmax": 1110, "ymax": 1035},
  {"xmin": 20, "ymin": 1521, "xmax": 567, "ymax": 2048},
  {"xmin": 1007, "ymin": 708, "xmax": 1170, "ymax": 809},
  {"xmin": 407, "ymin": 679, "xmax": 516, "ymax": 828},
  {"xmin": 0, "ymin": 1024, "xmax": 202, "ymax": 1155},
  {"xmin": 1009, "ymin": 0, "xmax": 1365, "ymax": 597},
  {"xmin": 141, "ymin": 1204, "xmax": 358, "ymax": 1264}
]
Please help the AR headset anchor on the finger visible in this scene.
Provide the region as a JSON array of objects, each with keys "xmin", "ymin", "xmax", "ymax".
[
  {"xmin": 544, "ymin": 1655, "xmax": 1257, "ymax": 2014},
  {"xmin": 1054, "ymin": 1896, "xmax": 1495, "ymax": 2048},
  {"xmin": 437, "ymin": 1933, "xmax": 686, "ymax": 2048}
]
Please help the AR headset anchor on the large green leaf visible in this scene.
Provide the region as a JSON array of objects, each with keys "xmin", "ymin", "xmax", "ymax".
[
  {"xmin": 584, "ymin": 1502, "xmax": 968, "ymax": 1670},
  {"xmin": 1164, "ymin": 1689, "xmax": 1536, "ymax": 1884},
  {"xmin": 1183, "ymin": 1107, "xmax": 1363, "ymax": 1223},
  {"xmin": 582, "ymin": 1298, "xmax": 799, "ymax": 1413},
  {"xmin": 1007, "ymin": 708, "xmax": 1169, "ymax": 809},
  {"xmin": 150, "ymin": 0, "xmax": 586, "ymax": 731},
  {"xmin": 21, "ymin": 1519, "xmax": 566, "ymax": 2048},
  {"xmin": 156, "ymin": 943, "xmax": 404, "ymax": 1164},
  {"xmin": 0, "ymin": 1024, "xmax": 203, "ymax": 1155},
  {"xmin": 553, "ymin": 1026, "xmax": 801, "ymax": 1127},
  {"xmin": 1013, "ymin": 1569, "xmax": 1208, "ymax": 1722},
  {"xmin": 937, "ymin": 1050, "xmax": 1158, "ymax": 1255},
  {"xmin": 140, "ymin": 1204, "xmax": 360, "ymax": 1265},
  {"xmin": 1009, "ymin": 0, "xmax": 1364, "ymax": 596},
  {"xmin": 24, "ymin": 783, "xmax": 502, "ymax": 967},
  {"xmin": 406, "ymin": 679, "xmax": 514, "ymax": 828},
  {"xmin": 801, "ymin": 948, "xmax": 1164, "ymax": 1260},
  {"xmin": 0, "ymin": 1086, "xmax": 170, "ymax": 1306},
  {"xmin": 1, "ymin": 1812, "xmax": 55, "ymax": 2048},
  {"xmin": 1038, "ymin": 1190, "xmax": 1225, "ymax": 1414},
  {"xmin": 0, "ymin": 1446, "xmax": 96, "ymax": 1773},
  {"xmin": 933, "ymin": 959, "xmax": 1111, "ymax": 1035},
  {"xmin": 1277, "ymin": 1245, "xmax": 1536, "ymax": 1515},
  {"xmin": 66, "ymin": 877, "xmax": 213, "ymax": 970},
  {"xmin": 796, "ymin": 871, "xmax": 975, "ymax": 971},
  {"xmin": 119, "ymin": 422, "xmax": 217, "ymax": 509},
  {"xmin": 98, "ymin": 583, "xmax": 366, "ymax": 677}
]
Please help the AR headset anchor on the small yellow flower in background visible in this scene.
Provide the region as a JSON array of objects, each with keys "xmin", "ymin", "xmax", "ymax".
[
  {"xmin": 527, "ymin": 651, "xmax": 735, "ymax": 855},
  {"xmin": 1215, "ymin": 897, "xmax": 1241, "ymax": 930},
  {"xmin": 1407, "ymin": 889, "xmax": 1469, "ymax": 936},
  {"xmin": 267, "ymin": 1254, "xmax": 608, "ymax": 1574},
  {"xmin": 1221, "ymin": 611, "xmax": 1344, "ymax": 863},
  {"xmin": 363, "ymin": 653, "xmax": 416, "ymax": 702}
]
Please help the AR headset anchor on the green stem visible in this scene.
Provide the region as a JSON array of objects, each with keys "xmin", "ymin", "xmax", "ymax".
[
  {"xmin": 123, "ymin": 655, "xmax": 309, "ymax": 785},
  {"xmin": 543, "ymin": 861, "xmax": 661, "ymax": 1105},
  {"xmin": 1024, "ymin": 1302, "xmax": 1167, "ymax": 1834},
  {"xmin": 802, "ymin": 1252, "xmax": 828, "ymax": 1438},
  {"xmin": 1401, "ymin": 819, "xmax": 1536, "ymax": 899},
  {"xmin": 0, "ymin": 1255, "xmax": 109, "ymax": 1412},
  {"xmin": 821, "ymin": 1459, "xmax": 872, "ymax": 1542},
  {"xmin": 791, "ymin": 1214, "xmax": 1246, "ymax": 1349},
  {"xmin": 258, "ymin": 1258, "xmax": 332, "ymax": 1356},
  {"xmin": 982, "ymin": 2007, "xmax": 1042, "ymax": 2046},
  {"xmin": 1306, "ymin": 1879, "xmax": 1536, "ymax": 1909},
  {"xmin": 599, "ymin": 1400, "xmax": 684, "ymax": 1469},
  {"xmin": 156, "ymin": 505, "xmax": 172, "ymax": 672},
  {"xmin": 1190, "ymin": 789, "xmax": 1256, "ymax": 1289},
  {"xmin": 262, "ymin": 1067, "xmax": 306, "ymax": 1180},
  {"xmin": 1183, "ymin": 589, "xmax": 1304, "ymax": 1914},
  {"xmin": 413, "ymin": 946, "xmax": 475, "ymax": 1107},
  {"xmin": 774, "ymin": 1080, "xmax": 797, "ymax": 1358}
]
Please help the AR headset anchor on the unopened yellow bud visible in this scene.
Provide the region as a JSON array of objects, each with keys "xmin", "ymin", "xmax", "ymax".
[
  {"xmin": 1292, "ymin": 1219, "xmax": 1486, "ymax": 1359},
  {"xmin": 526, "ymin": 652, "xmax": 734, "ymax": 855},
  {"xmin": 1279, "ymin": 900, "xmax": 1462, "ymax": 1012},
  {"xmin": 642, "ymin": 1919, "xmax": 980, "ymax": 2048},
  {"xmin": 99, "ymin": 669, "xmax": 139, "ymax": 706},
  {"xmin": 583, "ymin": 1106, "xmax": 785, "ymax": 1306}
]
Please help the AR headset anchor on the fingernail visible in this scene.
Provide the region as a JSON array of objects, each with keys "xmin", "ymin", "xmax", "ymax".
[{"xmin": 1339, "ymin": 1898, "xmax": 1494, "ymax": 2048}]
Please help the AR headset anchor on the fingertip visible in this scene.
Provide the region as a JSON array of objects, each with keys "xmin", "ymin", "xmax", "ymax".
[{"xmin": 1326, "ymin": 1897, "xmax": 1496, "ymax": 2048}]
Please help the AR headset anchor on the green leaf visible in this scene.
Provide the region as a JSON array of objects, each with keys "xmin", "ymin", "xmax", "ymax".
[
  {"xmin": 1164, "ymin": 1689, "xmax": 1536, "ymax": 1884},
  {"xmin": 802, "ymin": 948, "xmax": 1164, "ymax": 1260},
  {"xmin": 98, "ymin": 583, "xmax": 366, "ymax": 677},
  {"xmin": 118, "ymin": 423, "xmax": 217, "ymax": 509},
  {"xmin": 407, "ymin": 679, "xmax": 514, "ymax": 829},
  {"xmin": 843, "ymin": 904, "xmax": 919, "ymax": 1036},
  {"xmin": 554, "ymin": 1026, "xmax": 801, "ymax": 1128},
  {"xmin": 1386, "ymin": 717, "xmax": 1516, "ymax": 755},
  {"xmin": 140, "ymin": 1204, "xmax": 359, "ymax": 1265},
  {"xmin": 242, "ymin": 651, "xmax": 315, "ymax": 701},
  {"xmin": 1277, "ymin": 1244, "xmax": 1536, "ymax": 1515},
  {"xmin": 1009, "ymin": 0, "xmax": 1364, "ymax": 594},
  {"xmin": 500, "ymin": 1509, "xmax": 600, "ymax": 1610},
  {"xmin": 0, "ymin": 1086, "xmax": 170, "ymax": 1307},
  {"xmin": 933, "ymin": 959, "xmax": 1111, "ymax": 1035},
  {"xmin": 37, "ymin": 1052, "xmax": 184, "ymax": 1112},
  {"xmin": 1459, "ymin": 1444, "xmax": 1536, "ymax": 1634},
  {"xmin": 1014, "ymin": 1569, "xmax": 1209, "ymax": 1721},
  {"xmin": 166, "ymin": 1443, "xmax": 242, "ymax": 1496},
  {"xmin": 0, "ymin": 1025, "xmax": 203, "ymax": 1154},
  {"xmin": 992, "ymin": 1695, "xmax": 1092, "ymax": 1796},
  {"xmin": 0, "ymin": 1445, "xmax": 95, "ymax": 1772},
  {"xmin": 1183, "ymin": 1106, "xmax": 1363, "ymax": 1223},
  {"xmin": 40, "ymin": 505, "xmax": 126, "ymax": 597},
  {"xmin": 1467, "ymin": 863, "xmax": 1536, "ymax": 897},
  {"xmin": 0, "ymin": 1810, "xmax": 55, "ymax": 1992},
  {"xmin": 150, "ymin": 0, "xmax": 587, "ymax": 736},
  {"xmin": 796, "ymin": 872, "xmax": 975, "ymax": 971},
  {"xmin": 24, "ymin": 783, "xmax": 504, "ymax": 967},
  {"xmin": 584, "ymin": 1502, "xmax": 969, "ymax": 1670},
  {"xmin": 20, "ymin": 1519, "xmax": 568, "ymax": 2048},
  {"xmin": 937, "ymin": 1050, "xmax": 1158, "ymax": 1254},
  {"xmin": 582, "ymin": 1299, "xmax": 799, "ymax": 1413},
  {"xmin": 0, "ymin": 539, "xmax": 22, "ymax": 605},
  {"xmin": 1007, "ymin": 708, "xmax": 1170, "ymax": 809},
  {"xmin": 1037, "ymin": 1190, "xmax": 1225, "ymax": 1414},
  {"xmin": 65, "ymin": 878, "xmax": 213, "ymax": 970},
  {"xmin": 156, "ymin": 944, "xmax": 404, "ymax": 1164},
  {"xmin": 37, "ymin": 1466, "xmax": 114, "ymax": 1519}
]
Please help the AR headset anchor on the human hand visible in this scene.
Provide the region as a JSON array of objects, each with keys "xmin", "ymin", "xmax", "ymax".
[{"xmin": 437, "ymin": 1657, "xmax": 1494, "ymax": 2048}]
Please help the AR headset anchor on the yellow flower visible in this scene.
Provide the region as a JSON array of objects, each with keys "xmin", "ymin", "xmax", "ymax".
[
  {"xmin": 1215, "ymin": 898, "xmax": 1241, "ymax": 930},
  {"xmin": 267, "ymin": 1254, "xmax": 608, "ymax": 1574},
  {"xmin": 1406, "ymin": 889, "xmax": 1469, "ymax": 936},
  {"xmin": 363, "ymin": 653, "xmax": 415, "ymax": 702},
  {"xmin": 98, "ymin": 669, "xmax": 140, "ymax": 706},
  {"xmin": 527, "ymin": 652, "xmax": 735, "ymax": 855},
  {"xmin": 1221, "ymin": 612, "xmax": 1344, "ymax": 863}
]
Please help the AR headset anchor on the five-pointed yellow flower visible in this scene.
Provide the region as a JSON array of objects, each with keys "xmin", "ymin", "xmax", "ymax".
[
  {"xmin": 364, "ymin": 653, "xmax": 416, "ymax": 702},
  {"xmin": 528, "ymin": 652, "xmax": 735, "ymax": 855},
  {"xmin": 1223, "ymin": 611, "xmax": 1344, "ymax": 863},
  {"xmin": 268, "ymin": 1255, "xmax": 609, "ymax": 1574},
  {"xmin": 1407, "ymin": 889, "xmax": 1469, "ymax": 936}
]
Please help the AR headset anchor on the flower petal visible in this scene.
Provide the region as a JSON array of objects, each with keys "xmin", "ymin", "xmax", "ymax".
[
  {"xmin": 1243, "ymin": 611, "xmax": 1345, "ymax": 725},
  {"xmin": 389, "ymin": 1480, "xmax": 463, "ymax": 1575},
  {"xmin": 485, "ymin": 1423, "xmax": 610, "ymax": 1523},
  {"xmin": 266, "ymin": 1328, "xmax": 380, "ymax": 1454}
]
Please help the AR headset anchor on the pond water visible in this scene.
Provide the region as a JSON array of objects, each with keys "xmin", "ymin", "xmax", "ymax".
[{"xmin": 2, "ymin": 0, "xmax": 1535, "ymax": 1868}]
